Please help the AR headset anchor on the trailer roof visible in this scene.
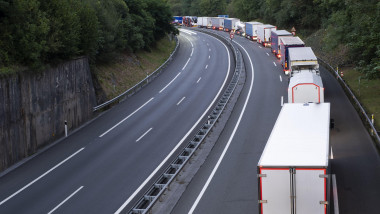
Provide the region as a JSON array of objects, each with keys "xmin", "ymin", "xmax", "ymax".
[
  {"xmin": 289, "ymin": 47, "xmax": 317, "ymax": 62},
  {"xmin": 258, "ymin": 103, "xmax": 330, "ymax": 167},
  {"xmin": 246, "ymin": 22, "xmax": 263, "ymax": 25},
  {"xmin": 272, "ymin": 30, "xmax": 292, "ymax": 36},
  {"xmin": 289, "ymin": 72, "xmax": 323, "ymax": 88},
  {"xmin": 257, "ymin": 24, "xmax": 276, "ymax": 29},
  {"xmin": 280, "ymin": 36, "xmax": 304, "ymax": 45}
]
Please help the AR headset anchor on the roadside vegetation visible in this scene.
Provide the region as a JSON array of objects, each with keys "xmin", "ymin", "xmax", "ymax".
[
  {"xmin": 0, "ymin": 0, "xmax": 178, "ymax": 72},
  {"xmin": 169, "ymin": 0, "xmax": 380, "ymax": 79},
  {"xmin": 343, "ymin": 68, "xmax": 380, "ymax": 129},
  {"xmin": 95, "ymin": 36, "xmax": 176, "ymax": 99}
]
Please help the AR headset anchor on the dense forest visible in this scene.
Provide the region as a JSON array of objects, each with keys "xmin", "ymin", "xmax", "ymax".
[
  {"xmin": 168, "ymin": 0, "xmax": 380, "ymax": 79},
  {"xmin": 0, "ymin": 0, "xmax": 177, "ymax": 70}
]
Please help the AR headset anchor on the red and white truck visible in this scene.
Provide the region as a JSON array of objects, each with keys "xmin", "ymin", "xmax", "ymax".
[
  {"xmin": 257, "ymin": 24, "xmax": 276, "ymax": 47},
  {"xmin": 288, "ymin": 72, "xmax": 324, "ymax": 103},
  {"xmin": 258, "ymin": 103, "xmax": 331, "ymax": 214},
  {"xmin": 287, "ymin": 47, "xmax": 323, "ymax": 103}
]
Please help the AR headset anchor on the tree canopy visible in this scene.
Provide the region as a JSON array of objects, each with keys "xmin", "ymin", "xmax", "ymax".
[
  {"xmin": 0, "ymin": 0, "xmax": 177, "ymax": 69},
  {"xmin": 168, "ymin": 0, "xmax": 379, "ymax": 78}
]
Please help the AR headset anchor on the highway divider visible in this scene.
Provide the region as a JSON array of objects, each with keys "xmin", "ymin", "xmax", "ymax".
[
  {"xmin": 126, "ymin": 28, "xmax": 244, "ymax": 214},
  {"xmin": 93, "ymin": 36, "xmax": 180, "ymax": 112},
  {"xmin": 319, "ymin": 58, "xmax": 380, "ymax": 148}
]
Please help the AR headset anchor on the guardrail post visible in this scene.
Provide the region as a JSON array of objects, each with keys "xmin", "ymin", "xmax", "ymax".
[
  {"xmin": 64, "ymin": 120, "xmax": 68, "ymax": 137},
  {"xmin": 371, "ymin": 114, "xmax": 375, "ymax": 136}
]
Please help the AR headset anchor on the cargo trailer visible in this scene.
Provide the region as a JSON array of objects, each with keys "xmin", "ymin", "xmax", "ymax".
[
  {"xmin": 245, "ymin": 22, "xmax": 263, "ymax": 40},
  {"xmin": 288, "ymin": 47, "xmax": 319, "ymax": 76},
  {"xmin": 271, "ymin": 30, "xmax": 293, "ymax": 57},
  {"xmin": 211, "ymin": 17, "xmax": 224, "ymax": 30},
  {"xmin": 197, "ymin": 17, "xmax": 204, "ymax": 27},
  {"xmin": 258, "ymin": 103, "xmax": 330, "ymax": 214},
  {"xmin": 257, "ymin": 24, "xmax": 276, "ymax": 47},
  {"xmin": 280, "ymin": 37, "xmax": 305, "ymax": 74},
  {"xmin": 236, "ymin": 21, "xmax": 246, "ymax": 36},
  {"xmin": 173, "ymin": 16, "xmax": 182, "ymax": 25},
  {"xmin": 224, "ymin": 18, "xmax": 240, "ymax": 32},
  {"xmin": 288, "ymin": 72, "xmax": 324, "ymax": 103}
]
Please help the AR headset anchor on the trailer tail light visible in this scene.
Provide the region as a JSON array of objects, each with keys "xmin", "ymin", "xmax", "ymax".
[
  {"xmin": 277, "ymin": 54, "xmax": 281, "ymax": 58},
  {"xmin": 285, "ymin": 70, "xmax": 290, "ymax": 75}
]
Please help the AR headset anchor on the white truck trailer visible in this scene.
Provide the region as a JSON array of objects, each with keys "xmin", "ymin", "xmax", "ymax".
[
  {"xmin": 211, "ymin": 17, "xmax": 224, "ymax": 30},
  {"xmin": 236, "ymin": 21, "xmax": 246, "ymax": 36},
  {"xmin": 257, "ymin": 24, "xmax": 276, "ymax": 47},
  {"xmin": 288, "ymin": 72, "xmax": 324, "ymax": 103},
  {"xmin": 288, "ymin": 47, "xmax": 319, "ymax": 76},
  {"xmin": 245, "ymin": 22, "xmax": 263, "ymax": 40},
  {"xmin": 258, "ymin": 103, "xmax": 330, "ymax": 214},
  {"xmin": 197, "ymin": 17, "xmax": 204, "ymax": 27},
  {"xmin": 205, "ymin": 17, "xmax": 212, "ymax": 28}
]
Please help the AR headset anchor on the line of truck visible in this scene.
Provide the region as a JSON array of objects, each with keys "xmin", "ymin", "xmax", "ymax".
[{"xmin": 176, "ymin": 15, "xmax": 333, "ymax": 214}]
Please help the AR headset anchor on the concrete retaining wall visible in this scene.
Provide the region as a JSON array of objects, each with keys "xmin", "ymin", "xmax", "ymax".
[{"xmin": 0, "ymin": 57, "xmax": 96, "ymax": 171}]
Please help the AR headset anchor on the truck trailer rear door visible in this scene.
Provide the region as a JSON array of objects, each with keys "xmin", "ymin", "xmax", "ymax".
[
  {"xmin": 260, "ymin": 169, "xmax": 290, "ymax": 213},
  {"xmin": 296, "ymin": 169, "xmax": 326, "ymax": 214},
  {"xmin": 259, "ymin": 168, "xmax": 327, "ymax": 214}
]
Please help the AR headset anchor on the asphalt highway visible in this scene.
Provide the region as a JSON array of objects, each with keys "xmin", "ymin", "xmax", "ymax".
[
  {"xmin": 0, "ymin": 29, "xmax": 234, "ymax": 214},
  {"xmin": 171, "ymin": 29, "xmax": 380, "ymax": 214}
]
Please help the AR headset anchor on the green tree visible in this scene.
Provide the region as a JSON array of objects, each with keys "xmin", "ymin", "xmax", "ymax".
[
  {"xmin": 7, "ymin": 0, "xmax": 49, "ymax": 68},
  {"xmin": 199, "ymin": 0, "xmax": 227, "ymax": 17}
]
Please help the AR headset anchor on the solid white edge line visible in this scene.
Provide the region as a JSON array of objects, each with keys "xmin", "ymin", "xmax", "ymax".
[
  {"xmin": 183, "ymin": 35, "xmax": 194, "ymax": 49},
  {"xmin": 177, "ymin": 97, "xmax": 186, "ymax": 106},
  {"xmin": 47, "ymin": 186, "xmax": 84, "ymax": 214},
  {"xmin": 99, "ymin": 98, "xmax": 154, "ymax": 137},
  {"xmin": 332, "ymin": 174, "xmax": 339, "ymax": 214},
  {"xmin": 114, "ymin": 32, "xmax": 232, "ymax": 214},
  {"xmin": 0, "ymin": 148, "xmax": 85, "ymax": 206},
  {"xmin": 136, "ymin": 128, "xmax": 153, "ymax": 142},
  {"xmin": 281, "ymin": 96, "xmax": 284, "ymax": 106},
  {"xmin": 188, "ymin": 40, "xmax": 255, "ymax": 214},
  {"xmin": 279, "ymin": 75, "xmax": 282, "ymax": 82},
  {"xmin": 191, "ymin": 48, "xmax": 194, "ymax": 57},
  {"xmin": 196, "ymin": 77, "xmax": 201, "ymax": 84},
  {"xmin": 182, "ymin": 58, "xmax": 191, "ymax": 70}
]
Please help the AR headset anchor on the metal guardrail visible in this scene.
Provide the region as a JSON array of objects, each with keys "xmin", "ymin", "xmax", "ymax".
[
  {"xmin": 127, "ymin": 28, "xmax": 244, "ymax": 214},
  {"xmin": 318, "ymin": 58, "xmax": 380, "ymax": 146},
  {"xmin": 93, "ymin": 36, "xmax": 180, "ymax": 112}
]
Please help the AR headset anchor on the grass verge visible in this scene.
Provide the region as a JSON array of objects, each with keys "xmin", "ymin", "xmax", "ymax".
[
  {"xmin": 95, "ymin": 36, "xmax": 176, "ymax": 99},
  {"xmin": 343, "ymin": 68, "xmax": 380, "ymax": 130}
]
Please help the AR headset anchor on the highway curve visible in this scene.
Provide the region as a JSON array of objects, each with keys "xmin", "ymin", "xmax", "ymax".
[
  {"xmin": 171, "ymin": 29, "xmax": 380, "ymax": 214},
  {"xmin": 0, "ymin": 29, "xmax": 234, "ymax": 214}
]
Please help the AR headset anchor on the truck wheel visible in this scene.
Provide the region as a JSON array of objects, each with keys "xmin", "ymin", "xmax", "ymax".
[{"xmin": 330, "ymin": 119, "xmax": 335, "ymax": 129}]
